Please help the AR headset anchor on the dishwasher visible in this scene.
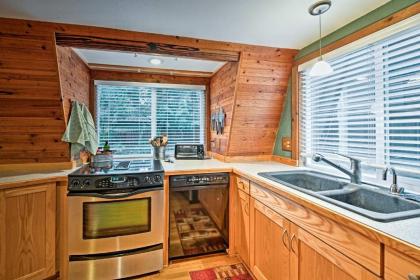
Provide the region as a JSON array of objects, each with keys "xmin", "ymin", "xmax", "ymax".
[{"xmin": 169, "ymin": 173, "xmax": 229, "ymax": 260}]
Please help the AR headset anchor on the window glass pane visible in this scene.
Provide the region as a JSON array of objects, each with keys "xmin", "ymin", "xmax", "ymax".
[
  {"xmin": 83, "ymin": 198, "xmax": 151, "ymax": 239},
  {"xmin": 156, "ymin": 88, "xmax": 205, "ymax": 155},
  {"xmin": 97, "ymin": 85, "xmax": 152, "ymax": 156},
  {"xmin": 96, "ymin": 84, "xmax": 205, "ymax": 157},
  {"xmin": 300, "ymin": 25, "xmax": 420, "ymax": 191}
]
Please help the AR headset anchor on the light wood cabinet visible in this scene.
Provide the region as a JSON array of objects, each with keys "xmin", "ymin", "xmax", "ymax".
[
  {"xmin": 0, "ymin": 183, "xmax": 56, "ymax": 280},
  {"xmin": 250, "ymin": 198, "xmax": 290, "ymax": 280},
  {"xmin": 289, "ymin": 223, "xmax": 380, "ymax": 280},
  {"xmin": 248, "ymin": 181, "xmax": 381, "ymax": 280},
  {"xmin": 384, "ymin": 247, "xmax": 420, "ymax": 280},
  {"xmin": 233, "ymin": 179, "xmax": 250, "ymax": 267}
]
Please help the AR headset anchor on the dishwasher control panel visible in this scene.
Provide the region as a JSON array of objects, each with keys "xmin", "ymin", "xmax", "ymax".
[{"xmin": 170, "ymin": 173, "xmax": 229, "ymax": 187}]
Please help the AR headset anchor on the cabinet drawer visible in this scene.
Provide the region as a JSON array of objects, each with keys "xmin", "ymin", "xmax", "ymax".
[
  {"xmin": 385, "ymin": 247, "xmax": 420, "ymax": 280},
  {"xmin": 236, "ymin": 176, "xmax": 250, "ymax": 194},
  {"xmin": 251, "ymin": 182, "xmax": 382, "ymax": 276}
]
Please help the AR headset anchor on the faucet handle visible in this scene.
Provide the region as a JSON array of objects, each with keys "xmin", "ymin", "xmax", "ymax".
[{"xmin": 333, "ymin": 153, "xmax": 361, "ymax": 164}]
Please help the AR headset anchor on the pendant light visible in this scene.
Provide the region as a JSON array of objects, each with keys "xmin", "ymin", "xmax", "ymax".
[{"xmin": 308, "ymin": 0, "xmax": 333, "ymax": 77}]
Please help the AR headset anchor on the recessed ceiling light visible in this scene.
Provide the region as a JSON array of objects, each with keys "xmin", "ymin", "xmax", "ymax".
[{"xmin": 149, "ymin": 58, "xmax": 163, "ymax": 65}]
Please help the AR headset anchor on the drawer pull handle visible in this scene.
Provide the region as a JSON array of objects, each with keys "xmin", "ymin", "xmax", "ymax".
[
  {"xmin": 282, "ymin": 229, "xmax": 290, "ymax": 250},
  {"xmin": 290, "ymin": 233, "xmax": 297, "ymax": 254},
  {"xmin": 408, "ymin": 273, "xmax": 420, "ymax": 280},
  {"xmin": 244, "ymin": 202, "xmax": 249, "ymax": 216}
]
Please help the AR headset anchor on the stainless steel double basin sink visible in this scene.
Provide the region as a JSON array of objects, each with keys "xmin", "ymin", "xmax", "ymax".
[{"xmin": 258, "ymin": 170, "xmax": 420, "ymax": 222}]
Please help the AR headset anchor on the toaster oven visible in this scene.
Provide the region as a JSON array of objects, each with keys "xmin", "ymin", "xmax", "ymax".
[{"xmin": 175, "ymin": 144, "xmax": 205, "ymax": 160}]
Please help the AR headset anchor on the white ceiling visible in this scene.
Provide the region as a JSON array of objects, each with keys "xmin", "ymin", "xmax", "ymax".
[
  {"xmin": 73, "ymin": 48, "xmax": 225, "ymax": 73},
  {"xmin": 0, "ymin": 0, "xmax": 389, "ymax": 49}
]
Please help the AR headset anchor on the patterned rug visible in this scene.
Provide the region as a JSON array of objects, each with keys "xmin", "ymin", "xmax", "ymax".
[
  {"xmin": 189, "ymin": 263, "xmax": 253, "ymax": 280},
  {"xmin": 174, "ymin": 207, "xmax": 226, "ymax": 256}
]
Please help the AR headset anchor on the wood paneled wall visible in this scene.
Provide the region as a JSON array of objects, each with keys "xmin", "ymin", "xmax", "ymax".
[
  {"xmin": 210, "ymin": 49, "xmax": 297, "ymax": 156},
  {"xmin": 0, "ymin": 17, "xmax": 297, "ymax": 164},
  {"xmin": 0, "ymin": 22, "xmax": 68, "ymax": 163},
  {"xmin": 209, "ymin": 62, "xmax": 239, "ymax": 155},
  {"xmin": 56, "ymin": 46, "xmax": 90, "ymax": 123}
]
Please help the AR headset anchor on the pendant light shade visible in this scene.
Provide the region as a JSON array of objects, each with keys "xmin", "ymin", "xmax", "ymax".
[
  {"xmin": 308, "ymin": 0, "xmax": 333, "ymax": 77},
  {"xmin": 309, "ymin": 59, "xmax": 333, "ymax": 76}
]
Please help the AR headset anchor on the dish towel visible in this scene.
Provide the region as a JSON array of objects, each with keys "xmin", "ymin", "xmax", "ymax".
[{"xmin": 62, "ymin": 101, "xmax": 98, "ymax": 157}]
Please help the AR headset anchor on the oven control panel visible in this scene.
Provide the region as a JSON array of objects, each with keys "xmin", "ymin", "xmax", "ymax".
[
  {"xmin": 68, "ymin": 172, "xmax": 163, "ymax": 192},
  {"xmin": 169, "ymin": 173, "xmax": 229, "ymax": 188}
]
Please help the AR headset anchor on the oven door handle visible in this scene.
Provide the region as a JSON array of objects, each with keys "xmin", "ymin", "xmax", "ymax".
[{"xmin": 68, "ymin": 187, "xmax": 163, "ymax": 199}]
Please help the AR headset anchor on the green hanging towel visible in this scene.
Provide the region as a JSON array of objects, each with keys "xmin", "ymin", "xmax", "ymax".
[{"xmin": 62, "ymin": 101, "xmax": 98, "ymax": 157}]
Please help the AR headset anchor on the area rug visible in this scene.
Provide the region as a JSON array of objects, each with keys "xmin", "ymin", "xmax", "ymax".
[
  {"xmin": 174, "ymin": 207, "xmax": 226, "ymax": 255},
  {"xmin": 189, "ymin": 263, "xmax": 253, "ymax": 280}
]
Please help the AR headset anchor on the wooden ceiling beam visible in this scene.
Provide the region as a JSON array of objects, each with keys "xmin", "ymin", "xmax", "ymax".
[{"xmin": 55, "ymin": 33, "xmax": 240, "ymax": 62}]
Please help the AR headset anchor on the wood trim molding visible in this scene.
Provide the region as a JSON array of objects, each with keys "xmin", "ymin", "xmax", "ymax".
[
  {"xmin": 294, "ymin": 3, "xmax": 420, "ymax": 65},
  {"xmin": 55, "ymin": 33, "xmax": 240, "ymax": 62},
  {"xmin": 91, "ymin": 69, "xmax": 210, "ymax": 85},
  {"xmin": 208, "ymin": 152, "xmax": 273, "ymax": 162},
  {"xmin": 271, "ymin": 155, "xmax": 298, "ymax": 166},
  {"xmin": 88, "ymin": 63, "xmax": 214, "ymax": 77},
  {"xmin": 291, "ymin": 66, "xmax": 299, "ymax": 161}
]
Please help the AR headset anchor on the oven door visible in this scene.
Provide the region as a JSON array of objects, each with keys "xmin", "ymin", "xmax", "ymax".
[{"xmin": 68, "ymin": 188, "xmax": 163, "ymax": 255}]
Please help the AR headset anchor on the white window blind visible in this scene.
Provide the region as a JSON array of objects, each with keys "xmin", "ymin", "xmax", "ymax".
[
  {"xmin": 300, "ymin": 25, "xmax": 420, "ymax": 189},
  {"xmin": 96, "ymin": 83, "xmax": 205, "ymax": 157}
]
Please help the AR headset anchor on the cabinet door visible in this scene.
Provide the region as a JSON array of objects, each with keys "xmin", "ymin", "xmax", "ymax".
[
  {"xmin": 235, "ymin": 188, "xmax": 250, "ymax": 267},
  {"xmin": 0, "ymin": 183, "xmax": 56, "ymax": 280},
  {"xmin": 384, "ymin": 247, "xmax": 420, "ymax": 280},
  {"xmin": 289, "ymin": 223, "xmax": 380, "ymax": 280},
  {"xmin": 250, "ymin": 198, "xmax": 290, "ymax": 280}
]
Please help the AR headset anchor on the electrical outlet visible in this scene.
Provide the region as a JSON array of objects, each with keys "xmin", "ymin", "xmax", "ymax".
[{"xmin": 282, "ymin": 137, "xmax": 292, "ymax": 152}]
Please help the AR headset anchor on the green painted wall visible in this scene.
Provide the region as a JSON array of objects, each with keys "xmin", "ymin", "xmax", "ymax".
[
  {"xmin": 273, "ymin": 0, "xmax": 418, "ymax": 157},
  {"xmin": 273, "ymin": 79, "xmax": 292, "ymax": 157}
]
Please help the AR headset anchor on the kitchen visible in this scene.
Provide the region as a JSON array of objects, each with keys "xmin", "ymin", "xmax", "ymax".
[{"xmin": 0, "ymin": 0, "xmax": 419, "ymax": 280}]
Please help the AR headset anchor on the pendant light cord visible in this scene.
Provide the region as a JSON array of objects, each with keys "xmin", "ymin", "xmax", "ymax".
[{"xmin": 319, "ymin": 13, "xmax": 322, "ymax": 60}]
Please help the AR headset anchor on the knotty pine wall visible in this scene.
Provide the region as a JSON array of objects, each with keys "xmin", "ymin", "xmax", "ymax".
[
  {"xmin": 0, "ymin": 21, "xmax": 69, "ymax": 163},
  {"xmin": 210, "ymin": 49, "xmax": 297, "ymax": 156},
  {"xmin": 0, "ymin": 17, "xmax": 297, "ymax": 164},
  {"xmin": 209, "ymin": 62, "xmax": 239, "ymax": 155},
  {"xmin": 56, "ymin": 46, "xmax": 90, "ymax": 123}
]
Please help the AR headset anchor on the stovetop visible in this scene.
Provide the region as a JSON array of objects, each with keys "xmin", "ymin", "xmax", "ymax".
[
  {"xmin": 70, "ymin": 159, "xmax": 163, "ymax": 176},
  {"xmin": 68, "ymin": 159, "xmax": 164, "ymax": 192}
]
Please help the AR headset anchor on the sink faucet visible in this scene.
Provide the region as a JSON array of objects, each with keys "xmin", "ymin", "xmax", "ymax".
[
  {"xmin": 312, "ymin": 153, "xmax": 362, "ymax": 184},
  {"xmin": 382, "ymin": 167, "xmax": 404, "ymax": 195}
]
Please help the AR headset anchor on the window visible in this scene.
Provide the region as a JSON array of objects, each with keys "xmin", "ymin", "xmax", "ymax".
[
  {"xmin": 300, "ymin": 25, "xmax": 420, "ymax": 191},
  {"xmin": 96, "ymin": 82, "xmax": 205, "ymax": 157}
]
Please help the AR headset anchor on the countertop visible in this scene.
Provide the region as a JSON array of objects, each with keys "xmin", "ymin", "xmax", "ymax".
[
  {"xmin": 1, "ymin": 158, "xmax": 419, "ymax": 252},
  {"xmin": 163, "ymin": 159, "xmax": 420, "ymax": 251}
]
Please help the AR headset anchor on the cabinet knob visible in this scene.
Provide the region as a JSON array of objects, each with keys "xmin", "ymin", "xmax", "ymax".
[{"xmin": 408, "ymin": 273, "xmax": 420, "ymax": 280}]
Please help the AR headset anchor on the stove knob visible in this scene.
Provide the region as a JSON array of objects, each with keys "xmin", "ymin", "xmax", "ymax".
[
  {"xmin": 144, "ymin": 176, "xmax": 152, "ymax": 183},
  {"xmin": 71, "ymin": 179, "xmax": 81, "ymax": 188},
  {"xmin": 153, "ymin": 175, "xmax": 162, "ymax": 183},
  {"xmin": 83, "ymin": 179, "xmax": 90, "ymax": 187}
]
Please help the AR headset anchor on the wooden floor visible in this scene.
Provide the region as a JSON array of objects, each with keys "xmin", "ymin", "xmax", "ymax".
[{"xmin": 139, "ymin": 254, "xmax": 242, "ymax": 279}]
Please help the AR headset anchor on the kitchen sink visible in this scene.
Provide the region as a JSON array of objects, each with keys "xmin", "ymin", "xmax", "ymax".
[
  {"xmin": 263, "ymin": 170, "xmax": 348, "ymax": 192},
  {"xmin": 258, "ymin": 170, "xmax": 420, "ymax": 222}
]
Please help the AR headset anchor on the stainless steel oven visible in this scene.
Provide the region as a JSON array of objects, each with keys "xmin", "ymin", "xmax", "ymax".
[{"xmin": 67, "ymin": 160, "xmax": 164, "ymax": 279}]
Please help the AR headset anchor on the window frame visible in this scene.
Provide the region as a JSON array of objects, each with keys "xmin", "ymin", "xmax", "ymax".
[
  {"xmin": 94, "ymin": 80, "xmax": 207, "ymax": 158},
  {"xmin": 296, "ymin": 18, "xmax": 420, "ymax": 193}
]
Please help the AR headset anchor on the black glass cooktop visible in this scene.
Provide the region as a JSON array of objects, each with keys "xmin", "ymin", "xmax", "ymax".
[{"xmin": 70, "ymin": 159, "xmax": 163, "ymax": 176}]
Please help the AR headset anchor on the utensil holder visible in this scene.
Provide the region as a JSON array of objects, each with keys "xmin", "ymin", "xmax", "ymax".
[{"xmin": 153, "ymin": 146, "xmax": 166, "ymax": 160}]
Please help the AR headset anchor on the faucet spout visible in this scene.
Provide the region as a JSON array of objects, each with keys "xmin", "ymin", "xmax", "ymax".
[{"xmin": 312, "ymin": 153, "xmax": 362, "ymax": 184}]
